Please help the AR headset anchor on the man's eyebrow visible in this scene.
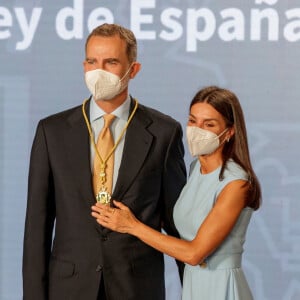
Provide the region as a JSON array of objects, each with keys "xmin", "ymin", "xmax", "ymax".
[
  {"xmin": 85, "ymin": 57, "xmax": 96, "ymax": 61},
  {"xmin": 104, "ymin": 58, "xmax": 120, "ymax": 63}
]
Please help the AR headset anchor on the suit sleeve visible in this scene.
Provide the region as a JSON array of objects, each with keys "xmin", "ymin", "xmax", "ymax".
[
  {"xmin": 23, "ymin": 120, "xmax": 55, "ymax": 300},
  {"xmin": 161, "ymin": 122, "xmax": 186, "ymax": 281},
  {"xmin": 161, "ymin": 122, "xmax": 186, "ymax": 236}
]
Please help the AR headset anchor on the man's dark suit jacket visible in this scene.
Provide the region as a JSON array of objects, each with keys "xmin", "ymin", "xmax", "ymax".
[{"xmin": 23, "ymin": 97, "xmax": 186, "ymax": 300}]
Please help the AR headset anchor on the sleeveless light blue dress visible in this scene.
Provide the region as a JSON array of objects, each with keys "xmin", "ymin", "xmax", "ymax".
[{"xmin": 173, "ymin": 159, "xmax": 253, "ymax": 300}]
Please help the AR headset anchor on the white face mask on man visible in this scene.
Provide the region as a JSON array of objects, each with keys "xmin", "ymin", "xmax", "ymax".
[
  {"xmin": 186, "ymin": 126, "xmax": 228, "ymax": 157},
  {"xmin": 84, "ymin": 65, "xmax": 132, "ymax": 101}
]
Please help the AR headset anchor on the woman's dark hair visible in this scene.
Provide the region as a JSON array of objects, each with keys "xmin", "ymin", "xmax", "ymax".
[{"xmin": 190, "ymin": 86, "xmax": 261, "ymax": 210}]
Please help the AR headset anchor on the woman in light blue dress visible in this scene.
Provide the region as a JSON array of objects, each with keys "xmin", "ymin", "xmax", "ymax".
[{"xmin": 93, "ymin": 86, "xmax": 262, "ymax": 299}]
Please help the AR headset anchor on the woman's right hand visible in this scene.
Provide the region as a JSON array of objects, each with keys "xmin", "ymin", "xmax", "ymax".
[{"xmin": 92, "ymin": 200, "xmax": 139, "ymax": 234}]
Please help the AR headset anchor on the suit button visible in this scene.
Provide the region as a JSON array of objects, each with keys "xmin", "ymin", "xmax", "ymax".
[
  {"xmin": 96, "ymin": 265, "xmax": 103, "ymax": 272},
  {"xmin": 102, "ymin": 236, "xmax": 108, "ymax": 241}
]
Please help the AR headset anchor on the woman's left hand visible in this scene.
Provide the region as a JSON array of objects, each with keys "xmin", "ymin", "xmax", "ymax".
[{"xmin": 91, "ymin": 200, "xmax": 138, "ymax": 234}]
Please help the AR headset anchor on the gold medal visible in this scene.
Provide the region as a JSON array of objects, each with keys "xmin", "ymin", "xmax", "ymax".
[{"xmin": 96, "ymin": 186, "xmax": 111, "ymax": 204}]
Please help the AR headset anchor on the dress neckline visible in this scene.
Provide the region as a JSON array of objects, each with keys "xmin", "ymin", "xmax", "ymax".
[{"xmin": 197, "ymin": 160, "xmax": 222, "ymax": 176}]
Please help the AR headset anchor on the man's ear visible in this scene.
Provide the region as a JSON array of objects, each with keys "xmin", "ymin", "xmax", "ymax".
[{"xmin": 129, "ymin": 62, "xmax": 141, "ymax": 79}]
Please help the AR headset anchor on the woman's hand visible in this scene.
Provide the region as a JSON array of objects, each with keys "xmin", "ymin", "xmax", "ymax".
[{"xmin": 91, "ymin": 200, "xmax": 139, "ymax": 234}]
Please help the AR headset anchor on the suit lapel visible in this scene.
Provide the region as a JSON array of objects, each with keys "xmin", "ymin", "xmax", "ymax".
[
  {"xmin": 65, "ymin": 100, "xmax": 95, "ymax": 207},
  {"xmin": 112, "ymin": 101, "xmax": 153, "ymax": 201}
]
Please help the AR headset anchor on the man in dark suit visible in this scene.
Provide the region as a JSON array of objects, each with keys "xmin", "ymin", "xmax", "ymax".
[{"xmin": 23, "ymin": 23, "xmax": 186, "ymax": 300}]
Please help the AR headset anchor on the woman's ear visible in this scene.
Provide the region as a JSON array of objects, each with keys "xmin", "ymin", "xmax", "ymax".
[{"xmin": 227, "ymin": 127, "xmax": 235, "ymax": 142}]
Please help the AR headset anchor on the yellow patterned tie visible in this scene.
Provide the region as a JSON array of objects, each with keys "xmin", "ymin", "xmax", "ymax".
[{"xmin": 93, "ymin": 114, "xmax": 115, "ymax": 197}]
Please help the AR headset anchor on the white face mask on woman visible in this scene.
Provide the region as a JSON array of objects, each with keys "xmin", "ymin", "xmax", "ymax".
[
  {"xmin": 85, "ymin": 65, "xmax": 132, "ymax": 101},
  {"xmin": 186, "ymin": 126, "xmax": 228, "ymax": 157}
]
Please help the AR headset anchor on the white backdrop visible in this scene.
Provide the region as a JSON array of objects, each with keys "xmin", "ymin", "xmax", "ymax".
[{"xmin": 1, "ymin": 0, "xmax": 300, "ymax": 299}]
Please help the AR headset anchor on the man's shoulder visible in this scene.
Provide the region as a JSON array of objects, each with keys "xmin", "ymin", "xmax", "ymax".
[
  {"xmin": 40, "ymin": 104, "xmax": 82, "ymax": 124},
  {"xmin": 138, "ymin": 103, "xmax": 180, "ymax": 127}
]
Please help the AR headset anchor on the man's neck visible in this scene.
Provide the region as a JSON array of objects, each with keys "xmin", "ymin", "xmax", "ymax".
[{"xmin": 95, "ymin": 90, "xmax": 128, "ymax": 114}]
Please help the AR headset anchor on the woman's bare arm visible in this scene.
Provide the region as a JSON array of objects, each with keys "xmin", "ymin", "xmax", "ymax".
[{"xmin": 92, "ymin": 180, "xmax": 248, "ymax": 265}]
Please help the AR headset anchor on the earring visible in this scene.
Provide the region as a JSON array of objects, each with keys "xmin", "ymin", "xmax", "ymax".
[{"xmin": 227, "ymin": 138, "xmax": 230, "ymax": 142}]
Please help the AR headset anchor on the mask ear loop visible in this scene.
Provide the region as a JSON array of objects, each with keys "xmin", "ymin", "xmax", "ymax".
[
  {"xmin": 217, "ymin": 128, "xmax": 229, "ymax": 138},
  {"xmin": 217, "ymin": 128, "xmax": 230, "ymax": 147},
  {"xmin": 120, "ymin": 62, "xmax": 135, "ymax": 81}
]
